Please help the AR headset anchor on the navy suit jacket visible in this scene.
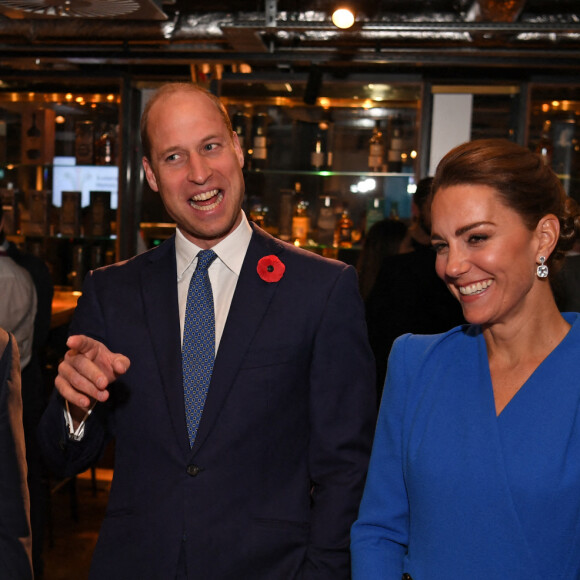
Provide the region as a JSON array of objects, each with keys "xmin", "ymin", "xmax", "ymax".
[{"xmin": 39, "ymin": 223, "xmax": 376, "ymax": 579}]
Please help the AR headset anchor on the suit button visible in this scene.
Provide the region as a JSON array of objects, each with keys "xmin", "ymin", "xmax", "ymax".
[{"xmin": 187, "ymin": 464, "xmax": 202, "ymax": 477}]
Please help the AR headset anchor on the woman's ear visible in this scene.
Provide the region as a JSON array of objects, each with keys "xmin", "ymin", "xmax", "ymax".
[{"xmin": 536, "ymin": 213, "xmax": 560, "ymax": 260}]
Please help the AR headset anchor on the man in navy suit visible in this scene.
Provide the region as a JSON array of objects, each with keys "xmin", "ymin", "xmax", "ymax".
[{"xmin": 38, "ymin": 83, "xmax": 376, "ymax": 579}]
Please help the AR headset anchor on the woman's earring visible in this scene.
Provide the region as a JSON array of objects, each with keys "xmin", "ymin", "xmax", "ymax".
[{"xmin": 537, "ymin": 256, "xmax": 549, "ymax": 278}]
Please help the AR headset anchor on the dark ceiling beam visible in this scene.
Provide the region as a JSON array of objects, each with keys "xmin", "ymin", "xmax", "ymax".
[
  {"xmin": 1, "ymin": 44, "xmax": 579, "ymax": 69},
  {"xmin": 0, "ymin": 15, "xmax": 579, "ymax": 42}
]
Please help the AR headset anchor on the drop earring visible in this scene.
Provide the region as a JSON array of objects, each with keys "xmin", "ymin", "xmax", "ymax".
[{"xmin": 537, "ymin": 256, "xmax": 549, "ymax": 278}]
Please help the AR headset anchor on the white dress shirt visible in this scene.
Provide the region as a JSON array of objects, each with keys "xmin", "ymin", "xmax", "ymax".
[{"xmin": 175, "ymin": 211, "xmax": 253, "ymax": 352}]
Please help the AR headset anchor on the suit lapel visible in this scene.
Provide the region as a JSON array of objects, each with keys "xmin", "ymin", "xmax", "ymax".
[
  {"xmin": 190, "ymin": 226, "xmax": 285, "ymax": 455},
  {"xmin": 140, "ymin": 237, "xmax": 191, "ymax": 456}
]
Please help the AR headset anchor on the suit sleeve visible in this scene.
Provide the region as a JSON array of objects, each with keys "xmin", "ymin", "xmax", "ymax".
[
  {"xmin": 304, "ymin": 265, "xmax": 376, "ymax": 579},
  {"xmin": 37, "ymin": 272, "xmax": 111, "ymax": 478},
  {"xmin": 350, "ymin": 334, "xmax": 412, "ymax": 578}
]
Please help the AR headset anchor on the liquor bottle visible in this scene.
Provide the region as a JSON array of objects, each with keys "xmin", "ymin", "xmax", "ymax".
[
  {"xmin": 278, "ymin": 188, "xmax": 294, "ymax": 241},
  {"xmin": 251, "ymin": 113, "xmax": 268, "ymax": 170},
  {"xmin": 75, "ymin": 120, "xmax": 95, "ymax": 165},
  {"xmin": 310, "ymin": 133, "xmax": 325, "ymax": 170},
  {"xmin": 365, "ymin": 196, "xmax": 385, "ymax": 232},
  {"xmin": 334, "ymin": 207, "xmax": 354, "ymax": 248},
  {"xmin": 325, "ymin": 121, "xmax": 335, "ymax": 170},
  {"xmin": 70, "ymin": 244, "xmax": 85, "ymax": 292},
  {"xmin": 0, "ymin": 184, "xmax": 20, "ymax": 235},
  {"xmin": 95, "ymin": 122, "xmax": 116, "ymax": 166},
  {"xmin": 387, "ymin": 115, "xmax": 403, "ymax": 172},
  {"xmin": 232, "ymin": 112, "xmax": 249, "ymax": 154},
  {"xmin": 536, "ymin": 120, "xmax": 553, "ymax": 167},
  {"xmin": 248, "ymin": 193, "xmax": 267, "ymax": 229},
  {"xmin": 291, "ymin": 182, "xmax": 310, "ymax": 245},
  {"xmin": 316, "ymin": 195, "xmax": 336, "ymax": 246},
  {"xmin": 368, "ymin": 121, "xmax": 384, "ymax": 172}
]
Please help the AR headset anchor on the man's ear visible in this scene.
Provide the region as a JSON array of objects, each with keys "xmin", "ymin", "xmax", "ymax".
[
  {"xmin": 232, "ymin": 131, "xmax": 245, "ymax": 169},
  {"xmin": 142, "ymin": 157, "xmax": 159, "ymax": 192}
]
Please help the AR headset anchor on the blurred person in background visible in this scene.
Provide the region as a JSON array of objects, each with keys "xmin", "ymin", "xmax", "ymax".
[
  {"xmin": 0, "ymin": 205, "xmax": 37, "ymax": 373},
  {"xmin": 399, "ymin": 175, "xmax": 434, "ymax": 252},
  {"xmin": 554, "ymin": 237, "xmax": 580, "ymax": 312},
  {"xmin": 0, "ymin": 325, "xmax": 33, "ymax": 580},
  {"xmin": 364, "ymin": 177, "xmax": 463, "ymax": 399},
  {"xmin": 357, "ymin": 217, "xmax": 408, "ymax": 301}
]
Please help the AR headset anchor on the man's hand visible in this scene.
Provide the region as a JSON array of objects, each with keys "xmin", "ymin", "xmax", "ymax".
[{"xmin": 55, "ymin": 335, "xmax": 131, "ymax": 416}]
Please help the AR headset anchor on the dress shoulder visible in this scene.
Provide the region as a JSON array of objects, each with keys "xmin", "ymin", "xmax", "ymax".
[{"xmin": 390, "ymin": 323, "xmax": 475, "ymax": 364}]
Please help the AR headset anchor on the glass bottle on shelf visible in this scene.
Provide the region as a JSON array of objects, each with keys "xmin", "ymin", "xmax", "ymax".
[
  {"xmin": 0, "ymin": 184, "xmax": 20, "ymax": 235},
  {"xmin": 311, "ymin": 133, "xmax": 325, "ymax": 171},
  {"xmin": 325, "ymin": 121, "xmax": 334, "ymax": 170},
  {"xmin": 291, "ymin": 182, "xmax": 310, "ymax": 245},
  {"xmin": 95, "ymin": 122, "xmax": 116, "ymax": 166},
  {"xmin": 233, "ymin": 111, "xmax": 249, "ymax": 157},
  {"xmin": 368, "ymin": 121, "xmax": 384, "ymax": 172},
  {"xmin": 75, "ymin": 120, "xmax": 95, "ymax": 165},
  {"xmin": 387, "ymin": 115, "xmax": 403, "ymax": 173},
  {"xmin": 249, "ymin": 196, "xmax": 267, "ymax": 229},
  {"xmin": 278, "ymin": 187, "xmax": 294, "ymax": 242},
  {"xmin": 334, "ymin": 206, "xmax": 354, "ymax": 248},
  {"xmin": 251, "ymin": 113, "xmax": 268, "ymax": 170},
  {"xmin": 365, "ymin": 196, "xmax": 385, "ymax": 232},
  {"xmin": 70, "ymin": 244, "xmax": 85, "ymax": 292},
  {"xmin": 536, "ymin": 119, "xmax": 553, "ymax": 167},
  {"xmin": 316, "ymin": 195, "xmax": 336, "ymax": 246}
]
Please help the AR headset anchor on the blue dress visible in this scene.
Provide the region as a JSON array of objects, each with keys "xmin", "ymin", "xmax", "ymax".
[{"xmin": 351, "ymin": 313, "xmax": 580, "ymax": 579}]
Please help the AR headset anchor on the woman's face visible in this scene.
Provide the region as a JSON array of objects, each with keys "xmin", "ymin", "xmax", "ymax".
[{"xmin": 430, "ymin": 183, "xmax": 540, "ymax": 327}]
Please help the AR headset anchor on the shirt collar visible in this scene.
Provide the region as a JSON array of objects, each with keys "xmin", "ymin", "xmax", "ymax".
[{"xmin": 175, "ymin": 211, "xmax": 252, "ymax": 280}]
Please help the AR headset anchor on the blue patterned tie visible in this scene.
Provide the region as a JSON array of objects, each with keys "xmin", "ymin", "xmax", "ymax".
[{"xmin": 182, "ymin": 249, "xmax": 218, "ymax": 447}]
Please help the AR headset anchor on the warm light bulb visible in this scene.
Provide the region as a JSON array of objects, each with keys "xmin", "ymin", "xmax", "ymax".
[{"xmin": 332, "ymin": 8, "xmax": 355, "ymax": 29}]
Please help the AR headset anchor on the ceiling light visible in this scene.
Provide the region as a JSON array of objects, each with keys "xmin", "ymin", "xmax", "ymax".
[{"xmin": 332, "ymin": 7, "xmax": 355, "ymax": 29}]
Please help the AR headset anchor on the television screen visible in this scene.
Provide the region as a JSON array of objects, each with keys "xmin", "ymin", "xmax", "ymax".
[{"xmin": 52, "ymin": 157, "xmax": 118, "ymax": 209}]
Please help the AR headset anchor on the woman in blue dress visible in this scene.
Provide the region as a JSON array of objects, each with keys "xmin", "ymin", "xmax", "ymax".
[{"xmin": 351, "ymin": 138, "xmax": 580, "ymax": 580}]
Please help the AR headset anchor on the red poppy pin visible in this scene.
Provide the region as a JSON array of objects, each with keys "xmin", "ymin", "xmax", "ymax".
[{"xmin": 257, "ymin": 255, "xmax": 285, "ymax": 283}]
